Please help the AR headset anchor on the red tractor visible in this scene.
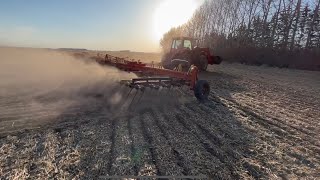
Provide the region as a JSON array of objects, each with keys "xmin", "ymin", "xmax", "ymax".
[{"xmin": 161, "ymin": 37, "xmax": 222, "ymax": 71}]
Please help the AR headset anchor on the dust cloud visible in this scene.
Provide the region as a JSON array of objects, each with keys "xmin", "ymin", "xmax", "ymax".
[
  {"xmin": 0, "ymin": 47, "xmax": 189, "ymax": 135},
  {"xmin": 0, "ymin": 48, "xmax": 134, "ymax": 92},
  {"xmin": 0, "ymin": 47, "xmax": 135, "ymax": 133}
]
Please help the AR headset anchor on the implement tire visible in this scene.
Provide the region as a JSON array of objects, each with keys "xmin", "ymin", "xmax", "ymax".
[{"xmin": 194, "ymin": 80, "xmax": 210, "ymax": 102}]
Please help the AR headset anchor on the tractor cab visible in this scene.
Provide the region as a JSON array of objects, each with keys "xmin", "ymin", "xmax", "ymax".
[
  {"xmin": 170, "ymin": 37, "xmax": 195, "ymax": 52},
  {"xmin": 162, "ymin": 36, "xmax": 222, "ymax": 71}
]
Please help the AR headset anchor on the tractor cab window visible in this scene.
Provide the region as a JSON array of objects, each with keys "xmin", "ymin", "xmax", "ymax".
[
  {"xmin": 183, "ymin": 40, "xmax": 192, "ymax": 50},
  {"xmin": 172, "ymin": 40, "xmax": 183, "ymax": 49}
]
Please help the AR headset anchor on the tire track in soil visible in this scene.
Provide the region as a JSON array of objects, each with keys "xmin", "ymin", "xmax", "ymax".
[
  {"xmin": 91, "ymin": 121, "xmax": 113, "ymax": 178},
  {"xmin": 209, "ymin": 95, "xmax": 319, "ymax": 149},
  {"xmin": 209, "ymin": 75, "xmax": 319, "ymax": 116},
  {"xmin": 209, "ymin": 94, "xmax": 314, "ymax": 141},
  {"xmin": 202, "ymin": 99, "xmax": 303, "ymax": 177},
  {"xmin": 226, "ymin": 78, "xmax": 320, "ymax": 128},
  {"xmin": 172, "ymin": 109, "xmax": 240, "ymax": 176},
  {"xmin": 128, "ymin": 112, "xmax": 157, "ymax": 176},
  {"xmin": 157, "ymin": 106, "xmax": 241, "ymax": 179},
  {"xmin": 72, "ymin": 114, "xmax": 112, "ymax": 179},
  {"xmin": 183, "ymin": 102, "xmax": 246, "ymax": 148},
  {"xmin": 236, "ymin": 92, "xmax": 318, "ymax": 122},
  {"xmin": 152, "ymin": 106, "xmax": 228, "ymax": 178},
  {"xmin": 262, "ymin": 89, "xmax": 318, "ymax": 108},
  {"xmin": 234, "ymin": 94, "xmax": 319, "ymax": 132},
  {"xmin": 73, "ymin": 107, "xmax": 114, "ymax": 178},
  {"xmin": 217, "ymin": 96, "xmax": 320, "ymax": 151},
  {"xmin": 127, "ymin": 114, "xmax": 139, "ymax": 175},
  {"xmin": 241, "ymin": 92, "xmax": 319, "ymax": 120},
  {"xmin": 108, "ymin": 115, "xmax": 136, "ymax": 176},
  {"xmin": 206, "ymin": 96, "xmax": 320, "ymax": 176},
  {"xmin": 138, "ymin": 108, "xmax": 186, "ymax": 176},
  {"xmin": 210, "ymin": 66, "xmax": 320, "ymax": 177},
  {"xmin": 178, "ymin": 103, "xmax": 266, "ymax": 178},
  {"xmin": 149, "ymin": 108, "xmax": 193, "ymax": 176},
  {"xmin": 138, "ymin": 109, "xmax": 161, "ymax": 175},
  {"xmin": 104, "ymin": 117, "xmax": 117, "ymax": 176},
  {"xmin": 74, "ymin": 125, "xmax": 102, "ymax": 179},
  {"xmin": 195, "ymin": 99, "xmax": 280, "ymax": 148}
]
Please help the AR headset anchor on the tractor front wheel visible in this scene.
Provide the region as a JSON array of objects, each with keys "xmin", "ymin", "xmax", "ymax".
[
  {"xmin": 199, "ymin": 55, "xmax": 208, "ymax": 71},
  {"xmin": 194, "ymin": 80, "xmax": 210, "ymax": 101}
]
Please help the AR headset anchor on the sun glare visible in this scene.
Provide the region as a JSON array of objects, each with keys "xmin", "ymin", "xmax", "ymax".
[{"xmin": 153, "ymin": 0, "xmax": 198, "ymax": 41}]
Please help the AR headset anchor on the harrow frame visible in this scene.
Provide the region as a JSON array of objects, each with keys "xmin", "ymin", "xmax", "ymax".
[{"xmin": 94, "ymin": 54, "xmax": 210, "ymax": 101}]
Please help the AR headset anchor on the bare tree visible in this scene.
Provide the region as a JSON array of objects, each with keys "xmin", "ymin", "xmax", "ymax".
[
  {"xmin": 160, "ymin": 0, "xmax": 320, "ymax": 70},
  {"xmin": 290, "ymin": 0, "xmax": 302, "ymax": 50},
  {"xmin": 306, "ymin": 0, "xmax": 320, "ymax": 48}
]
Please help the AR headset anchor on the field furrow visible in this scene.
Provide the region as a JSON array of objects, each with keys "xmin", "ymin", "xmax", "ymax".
[{"xmin": 1, "ymin": 62, "xmax": 319, "ymax": 179}]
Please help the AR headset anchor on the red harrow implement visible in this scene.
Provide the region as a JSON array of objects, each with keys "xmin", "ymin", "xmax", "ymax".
[{"xmin": 93, "ymin": 54, "xmax": 210, "ymax": 102}]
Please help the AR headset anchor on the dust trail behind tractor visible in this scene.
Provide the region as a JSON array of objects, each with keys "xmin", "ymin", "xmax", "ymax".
[{"xmin": 93, "ymin": 54, "xmax": 211, "ymax": 105}]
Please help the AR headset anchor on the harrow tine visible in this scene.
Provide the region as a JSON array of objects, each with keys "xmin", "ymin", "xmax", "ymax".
[
  {"xmin": 173, "ymin": 86, "xmax": 183, "ymax": 98},
  {"xmin": 148, "ymin": 84, "xmax": 157, "ymax": 95},
  {"xmin": 137, "ymin": 89, "xmax": 145, "ymax": 103},
  {"xmin": 182, "ymin": 87, "xmax": 189, "ymax": 96},
  {"xmin": 116, "ymin": 87, "xmax": 134, "ymax": 110},
  {"xmin": 164, "ymin": 84, "xmax": 172, "ymax": 95},
  {"xmin": 113, "ymin": 87, "xmax": 130, "ymax": 110},
  {"xmin": 128, "ymin": 90, "xmax": 139, "ymax": 109},
  {"xmin": 165, "ymin": 88, "xmax": 171, "ymax": 96},
  {"xmin": 126, "ymin": 88, "xmax": 133, "ymax": 99},
  {"xmin": 130, "ymin": 90, "xmax": 145, "ymax": 111},
  {"xmin": 176, "ymin": 87, "xmax": 184, "ymax": 95}
]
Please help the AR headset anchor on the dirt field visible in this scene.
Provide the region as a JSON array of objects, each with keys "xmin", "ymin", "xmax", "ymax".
[{"xmin": 0, "ymin": 49, "xmax": 319, "ymax": 179}]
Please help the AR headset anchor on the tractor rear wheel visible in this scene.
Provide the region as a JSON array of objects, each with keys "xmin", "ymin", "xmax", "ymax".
[
  {"xmin": 199, "ymin": 55, "xmax": 208, "ymax": 71},
  {"xmin": 214, "ymin": 56, "xmax": 222, "ymax": 64},
  {"xmin": 194, "ymin": 80, "xmax": 210, "ymax": 101}
]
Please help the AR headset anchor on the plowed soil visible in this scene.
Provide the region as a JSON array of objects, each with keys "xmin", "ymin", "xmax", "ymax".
[{"xmin": 0, "ymin": 58, "xmax": 319, "ymax": 179}]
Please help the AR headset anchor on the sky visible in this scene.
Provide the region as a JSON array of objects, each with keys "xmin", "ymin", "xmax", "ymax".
[{"xmin": 0, "ymin": 0, "xmax": 203, "ymax": 52}]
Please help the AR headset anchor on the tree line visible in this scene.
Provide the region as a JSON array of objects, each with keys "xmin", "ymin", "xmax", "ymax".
[{"xmin": 160, "ymin": 0, "xmax": 320, "ymax": 70}]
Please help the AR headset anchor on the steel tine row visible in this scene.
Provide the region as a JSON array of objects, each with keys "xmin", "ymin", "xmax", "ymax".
[{"xmin": 118, "ymin": 78, "xmax": 188, "ymax": 111}]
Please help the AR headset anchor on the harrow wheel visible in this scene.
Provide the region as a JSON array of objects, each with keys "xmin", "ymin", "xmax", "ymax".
[{"xmin": 194, "ymin": 80, "xmax": 210, "ymax": 101}]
